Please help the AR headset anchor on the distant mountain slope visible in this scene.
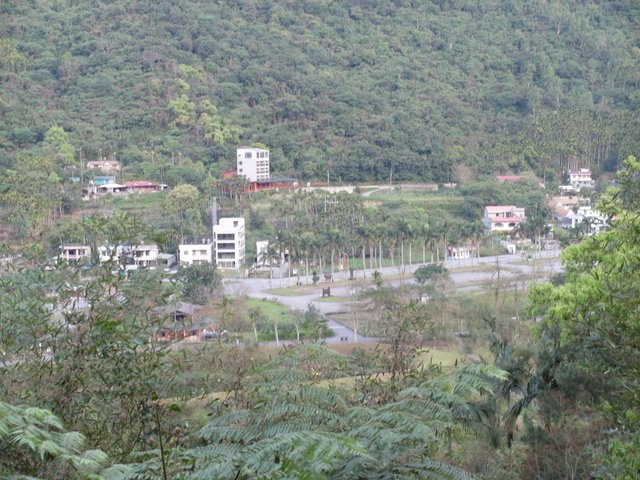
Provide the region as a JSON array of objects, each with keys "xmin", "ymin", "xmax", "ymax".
[{"xmin": 0, "ymin": 0, "xmax": 638, "ymax": 181}]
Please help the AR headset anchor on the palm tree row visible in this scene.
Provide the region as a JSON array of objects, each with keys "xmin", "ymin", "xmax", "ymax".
[{"xmin": 262, "ymin": 192, "xmax": 486, "ymax": 281}]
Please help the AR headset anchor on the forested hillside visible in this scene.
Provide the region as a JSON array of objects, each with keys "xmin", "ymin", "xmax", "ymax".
[{"xmin": 0, "ymin": 0, "xmax": 638, "ymax": 182}]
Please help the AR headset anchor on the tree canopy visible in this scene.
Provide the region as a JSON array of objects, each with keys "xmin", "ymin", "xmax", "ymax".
[{"xmin": 0, "ymin": 0, "xmax": 638, "ymax": 182}]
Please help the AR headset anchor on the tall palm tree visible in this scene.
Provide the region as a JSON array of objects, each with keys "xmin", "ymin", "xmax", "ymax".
[
  {"xmin": 417, "ymin": 222, "xmax": 431, "ymax": 264},
  {"xmin": 356, "ymin": 224, "xmax": 371, "ymax": 278},
  {"xmin": 386, "ymin": 223, "xmax": 398, "ymax": 269},
  {"xmin": 324, "ymin": 227, "xmax": 342, "ymax": 277},
  {"xmin": 396, "ymin": 218, "xmax": 414, "ymax": 278},
  {"xmin": 258, "ymin": 243, "xmax": 281, "ymax": 288},
  {"xmin": 462, "ymin": 220, "xmax": 484, "ymax": 262},
  {"xmin": 371, "ymin": 224, "xmax": 385, "ymax": 270},
  {"xmin": 298, "ymin": 231, "xmax": 314, "ymax": 284}
]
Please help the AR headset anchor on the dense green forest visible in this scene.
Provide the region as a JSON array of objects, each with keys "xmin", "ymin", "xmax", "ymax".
[{"xmin": 1, "ymin": 0, "xmax": 639, "ymax": 182}]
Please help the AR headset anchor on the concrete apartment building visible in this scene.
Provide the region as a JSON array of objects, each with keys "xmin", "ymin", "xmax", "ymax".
[
  {"xmin": 213, "ymin": 218, "xmax": 245, "ymax": 269},
  {"xmin": 236, "ymin": 147, "xmax": 270, "ymax": 182}
]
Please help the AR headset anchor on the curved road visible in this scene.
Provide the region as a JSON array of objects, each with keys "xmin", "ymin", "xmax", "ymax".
[{"xmin": 225, "ymin": 251, "xmax": 563, "ymax": 345}]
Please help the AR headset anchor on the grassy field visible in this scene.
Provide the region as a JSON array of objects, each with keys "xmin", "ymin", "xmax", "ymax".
[
  {"xmin": 171, "ymin": 343, "xmax": 466, "ymax": 415},
  {"xmin": 415, "ymin": 347, "xmax": 468, "ymax": 367},
  {"xmin": 244, "ymin": 297, "xmax": 297, "ymax": 324},
  {"xmin": 112, "ymin": 191, "xmax": 166, "ymax": 213},
  {"xmin": 367, "ymin": 190, "xmax": 464, "ymax": 209},
  {"xmin": 265, "ymin": 277, "xmax": 370, "ymax": 295},
  {"xmin": 266, "ymin": 286, "xmax": 320, "ymax": 296}
]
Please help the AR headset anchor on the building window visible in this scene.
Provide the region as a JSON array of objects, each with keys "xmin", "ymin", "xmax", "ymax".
[{"xmin": 245, "ymin": 152, "xmax": 252, "ymax": 159}]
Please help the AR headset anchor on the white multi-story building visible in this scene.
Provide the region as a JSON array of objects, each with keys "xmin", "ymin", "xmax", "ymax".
[
  {"xmin": 179, "ymin": 241, "xmax": 214, "ymax": 266},
  {"xmin": 483, "ymin": 206, "xmax": 526, "ymax": 233},
  {"xmin": 98, "ymin": 244, "xmax": 128, "ymax": 263},
  {"xmin": 60, "ymin": 245, "xmax": 91, "ymax": 262},
  {"xmin": 213, "ymin": 218, "xmax": 245, "ymax": 269},
  {"xmin": 236, "ymin": 147, "xmax": 269, "ymax": 182},
  {"xmin": 568, "ymin": 168, "xmax": 594, "ymax": 190},
  {"xmin": 132, "ymin": 243, "xmax": 160, "ymax": 268}
]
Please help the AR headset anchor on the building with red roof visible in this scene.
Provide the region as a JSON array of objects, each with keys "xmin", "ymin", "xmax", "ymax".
[
  {"xmin": 124, "ymin": 181, "xmax": 168, "ymax": 192},
  {"xmin": 483, "ymin": 205, "xmax": 526, "ymax": 233},
  {"xmin": 496, "ymin": 175, "xmax": 523, "ymax": 183}
]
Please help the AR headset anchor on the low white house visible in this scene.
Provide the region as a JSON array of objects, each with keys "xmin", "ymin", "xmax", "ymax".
[
  {"xmin": 101, "ymin": 243, "xmax": 160, "ymax": 268},
  {"xmin": 214, "ymin": 218, "xmax": 245, "ymax": 269},
  {"xmin": 98, "ymin": 244, "xmax": 129, "ymax": 263},
  {"xmin": 559, "ymin": 206, "xmax": 607, "ymax": 235},
  {"xmin": 132, "ymin": 243, "xmax": 160, "ymax": 268},
  {"xmin": 96, "ymin": 183, "xmax": 127, "ymax": 194},
  {"xmin": 179, "ymin": 241, "xmax": 214, "ymax": 266},
  {"xmin": 157, "ymin": 253, "xmax": 177, "ymax": 270},
  {"xmin": 60, "ymin": 245, "xmax": 91, "ymax": 262},
  {"xmin": 445, "ymin": 246, "xmax": 473, "ymax": 260},
  {"xmin": 483, "ymin": 206, "xmax": 526, "ymax": 233}
]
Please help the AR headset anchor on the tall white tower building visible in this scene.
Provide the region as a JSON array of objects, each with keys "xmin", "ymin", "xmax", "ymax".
[
  {"xmin": 213, "ymin": 218, "xmax": 245, "ymax": 269},
  {"xmin": 236, "ymin": 147, "xmax": 270, "ymax": 182}
]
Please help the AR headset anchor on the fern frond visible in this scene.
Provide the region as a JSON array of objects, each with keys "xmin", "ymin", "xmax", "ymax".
[
  {"xmin": 198, "ymin": 423, "xmax": 260, "ymax": 445},
  {"xmin": 388, "ymin": 459, "xmax": 478, "ymax": 480},
  {"xmin": 262, "ymin": 402, "xmax": 342, "ymax": 427},
  {"xmin": 239, "ymin": 431, "xmax": 371, "ymax": 478},
  {"xmin": 261, "ymin": 420, "xmax": 320, "ymax": 438},
  {"xmin": 97, "ymin": 463, "xmax": 135, "ymax": 480}
]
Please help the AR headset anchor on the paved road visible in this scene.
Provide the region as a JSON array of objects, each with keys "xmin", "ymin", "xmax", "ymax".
[{"xmin": 225, "ymin": 251, "xmax": 563, "ymax": 345}]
